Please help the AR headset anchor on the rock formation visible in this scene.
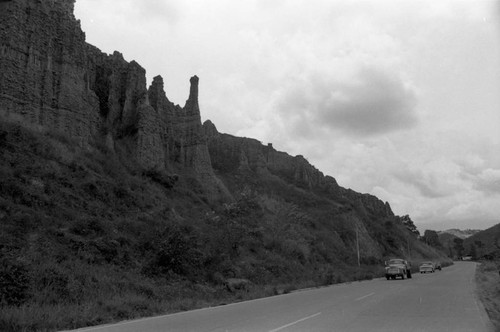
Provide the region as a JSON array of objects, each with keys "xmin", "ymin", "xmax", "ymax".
[
  {"xmin": 0, "ymin": 0, "xmax": 99, "ymax": 146},
  {"xmin": 204, "ymin": 120, "xmax": 394, "ymax": 219},
  {"xmin": 0, "ymin": 0, "xmax": 230, "ymax": 201},
  {"xmin": 0, "ymin": 0, "xmax": 394, "ymax": 211},
  {"xmin": 145, "ymin": 75, "xmax": 232, "ymax": 200},
  {"xmin": 204, "ymin": 120, "xmax": 342, "ymax": 192}
]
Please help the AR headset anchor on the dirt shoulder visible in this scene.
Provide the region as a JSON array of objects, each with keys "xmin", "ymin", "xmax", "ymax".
[{"xmin": 475, "ymin": 261, "xmax": 500, "ymax": 330}]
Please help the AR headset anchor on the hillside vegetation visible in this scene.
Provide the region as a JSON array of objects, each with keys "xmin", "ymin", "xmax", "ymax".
[
  {"xmin": 464, "ymin": 224, "xmax": 500, "ymax": 260},
  {"xmin": 476, "ymin": 261, "xmax": 500, "ymax": 330},
  {"xmin": 0, "ymin": 115, "xmax": 448, "ymax": 331}
]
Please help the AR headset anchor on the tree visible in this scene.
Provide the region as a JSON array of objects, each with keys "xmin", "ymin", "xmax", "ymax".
[
  {"xmin": 453, "ymin": 238, "xmax": 465, "ymax": 258},
  {"xmin": 398, "ymin": 215, "xmax": 420, "ymax": 237},
  {"xmin": 469, "ymin": 244, "xmax": 477, "ymax": 260},
  {"xmin": 447, "ymin": 245, "xmax": 454, "ymax": 258},
  {"xmin": 422, "ymin": 230, "xmax": 441, "ymax": 248},
  {"xmin": 474, "ymin": 240, "xmax": 484, "ymax": 258}
]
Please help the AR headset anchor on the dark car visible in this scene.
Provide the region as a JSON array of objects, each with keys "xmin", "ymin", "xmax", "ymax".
[{"xmin": 385, "ymin": 258, "xmax": 412, "ymax": 280}]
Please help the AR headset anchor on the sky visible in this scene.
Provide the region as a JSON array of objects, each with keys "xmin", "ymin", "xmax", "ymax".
[{"xmin": 74, "ymin": 0, "xmax": 500, "ymax": 232}]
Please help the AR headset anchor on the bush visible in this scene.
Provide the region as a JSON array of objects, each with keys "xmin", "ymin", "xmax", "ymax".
[
  {"xmin": 320, "ymin": 269, "xmax": 345, "ymax": 286},
  {"xmin": 142, "ymin": 223, "xmax": 203, "ymax": 279},
  {"xmin": 143, "ymin": 169, "xmax": 178, "ymax": 188},
  {"xmin": 70, "ymin": 218, "xmax": 107, "ymax": 237},
  {"xmin": 32, "ymin": 265, "xmax": 70, "ymax": 305},
  {"xmin": 0, "ymin": 258, "xmax": 31, "ymax": 306}
]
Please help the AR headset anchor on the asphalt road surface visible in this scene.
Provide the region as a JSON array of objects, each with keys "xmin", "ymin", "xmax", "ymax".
[{"xmin": 70, "ymin": 261, "xmax": 494, "ymax": 332}]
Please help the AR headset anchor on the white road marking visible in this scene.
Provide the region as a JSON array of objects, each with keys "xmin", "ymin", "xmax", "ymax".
[
  {"xmin": 268, "ymin": 312, "xmax": 322, "ymax": 332},
  {"xmin": 355, "ymin": 292, "xmax": 375, "ymax": 301}
]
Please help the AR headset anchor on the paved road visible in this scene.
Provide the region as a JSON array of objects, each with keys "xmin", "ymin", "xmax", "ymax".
[{"xmin": 70, "ymin": 261, "xmax": 494, "ymax": 332}]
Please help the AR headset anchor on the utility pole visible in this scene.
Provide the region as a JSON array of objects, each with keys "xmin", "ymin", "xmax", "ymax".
[
  {"xmin": 407, "ymin": 236, "xmax": 411, "ymax": 260},
  {"xmin": 356, "ymin": 225, "xmax": 360, "ymax": 267}
]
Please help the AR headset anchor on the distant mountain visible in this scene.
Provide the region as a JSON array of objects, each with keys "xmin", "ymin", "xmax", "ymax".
[{"xmin": 438, "ymin": 229, "xmax": 482, "ymax": 239}]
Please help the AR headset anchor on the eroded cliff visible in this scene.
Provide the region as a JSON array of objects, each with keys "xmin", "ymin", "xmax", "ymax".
[
  {"xmin": 0, "ymin": 0, "xmax": 228, "ymax": 201},
  {"xmin": 0, "ymin": 0, "xmax": 99, "ymax": 146},
  {"xmin": 0, "ymin": 0, "xmax": 397, "ymax": 211}
]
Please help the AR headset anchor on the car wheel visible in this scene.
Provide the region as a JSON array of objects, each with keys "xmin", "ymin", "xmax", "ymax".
[{"xmin": 386, "ymin": 276, "xmax": 390, "ymax": 280}]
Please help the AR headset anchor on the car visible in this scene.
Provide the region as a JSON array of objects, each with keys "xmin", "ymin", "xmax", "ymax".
[
  {"xmin": 419, "ymin": 261, "xmax": 435, "ymax": 273},
  {"xmin": 385, "ymin": 258, "xmax": 412, "ymax": 280},
  {"xmin": 434, "ymin": 261, "xmax": 442, "ymax": 271}
]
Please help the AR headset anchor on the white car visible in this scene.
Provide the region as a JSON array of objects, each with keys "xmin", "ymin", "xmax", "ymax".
[{"xmin": 419, "ymin": 262, "xmax": 435, "ymax": 273}]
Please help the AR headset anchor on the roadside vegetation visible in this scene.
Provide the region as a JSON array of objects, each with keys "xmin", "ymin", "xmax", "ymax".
[
  {"xmin": 0, "ymin": 115, "xmax": 447, "ymax": 331},
  {"xmin": 475, "ymin": 261, "xmax": 500, "ymax": 330}
]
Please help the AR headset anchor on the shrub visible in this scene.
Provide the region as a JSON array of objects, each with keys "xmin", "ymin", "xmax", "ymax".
[
  {"xmin": 360, "ymin": 256, "xmax": 380, "ymax": 265},
  {"xmin": 143, "ymin": 169, "xmax": 178, "ymax": 188},
  {"xmin": 31, "ymin": 265, "xmax": 70, "ymax": 305},
  {"xmin": 70, "ymin": 218, "xmax": 108, "ymax": 237},
  {"xmin": 142, "ymin": 223, "xmax": 203, "ymax": 279},
  {"xmin": 0, "ymin": 258, "xmax": 31, "ymax": 306}
]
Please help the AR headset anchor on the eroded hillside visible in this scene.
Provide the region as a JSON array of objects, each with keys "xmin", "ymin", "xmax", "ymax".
[{"xmin": 0, "ymin": 114, "xmax": 449, "ymax": 331}]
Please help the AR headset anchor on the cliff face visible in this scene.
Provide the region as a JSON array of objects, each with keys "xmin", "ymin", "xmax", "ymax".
[
  {"xmin": 145, "ymin": 76, "xmax": 231, "ymax": 200},
  {"xmin": 0, "ymin": 0, "xmax": 228, "ymax": 201},
  {"xmin": 204, "ymin": 120, "xmax": 394, "ymax": 219},
  {"xmin": 0, "ymin": 0, "xmax": 145, "ymax": 146},
  {"xmin": 204, "ymin": 120, "xmax": 342, "ymax": 192},
  {"xmin": 0, "ymin": 0, "xmax": 396, "ymax": 211},
  {"xmin": 0, "ymin": 0, "xmax": 99, "ymax": 146}
]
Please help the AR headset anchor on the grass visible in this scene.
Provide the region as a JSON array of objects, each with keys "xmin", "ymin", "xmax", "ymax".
[
  {"xmin": 0, "ymin": 114, "xmax": 450, "ymax": 331},
  {"xmin": 475, "ymin": 260, "xmax": 500, "ymax": 330}
]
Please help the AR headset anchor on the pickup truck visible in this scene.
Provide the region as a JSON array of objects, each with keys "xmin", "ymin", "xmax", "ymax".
[{"xmin": 385, "ymin": 258, "xmax": 412, "ymax": 280}]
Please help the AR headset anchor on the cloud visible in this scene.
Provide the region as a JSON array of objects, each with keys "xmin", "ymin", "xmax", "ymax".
[
  {"xmin": 474, "ymin": 169, "xmax": 500, "ymax": 195},
  {"xmin": 455, "ymin": 142, "xmax": 500, "ymax": 195},
  {"xmin": 77, "ymin": 0, "xmax": 181, "ymax": 25},
  {"xmin": 394, "ymin": 170, "xmax": 450, "ymax": 199},
  {"xmin": 275, "ymin": 66, "xmax": 418, "ymax": 139},
  {"xmin": 367, "ymin": 134, "xmax": 500, "ymax": 231},
  {"xmin": 135, "ymin": 0, "xmax": 180, "ymax": 24},
  {"xmin": 317, "ymin": 67, "xmax": 418, "ymax": 136}
]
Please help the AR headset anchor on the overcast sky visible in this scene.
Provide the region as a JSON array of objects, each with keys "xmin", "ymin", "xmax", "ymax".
[{"xmin": 74, "ymin": 0, "xmax": 500, "ymax": 232}]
